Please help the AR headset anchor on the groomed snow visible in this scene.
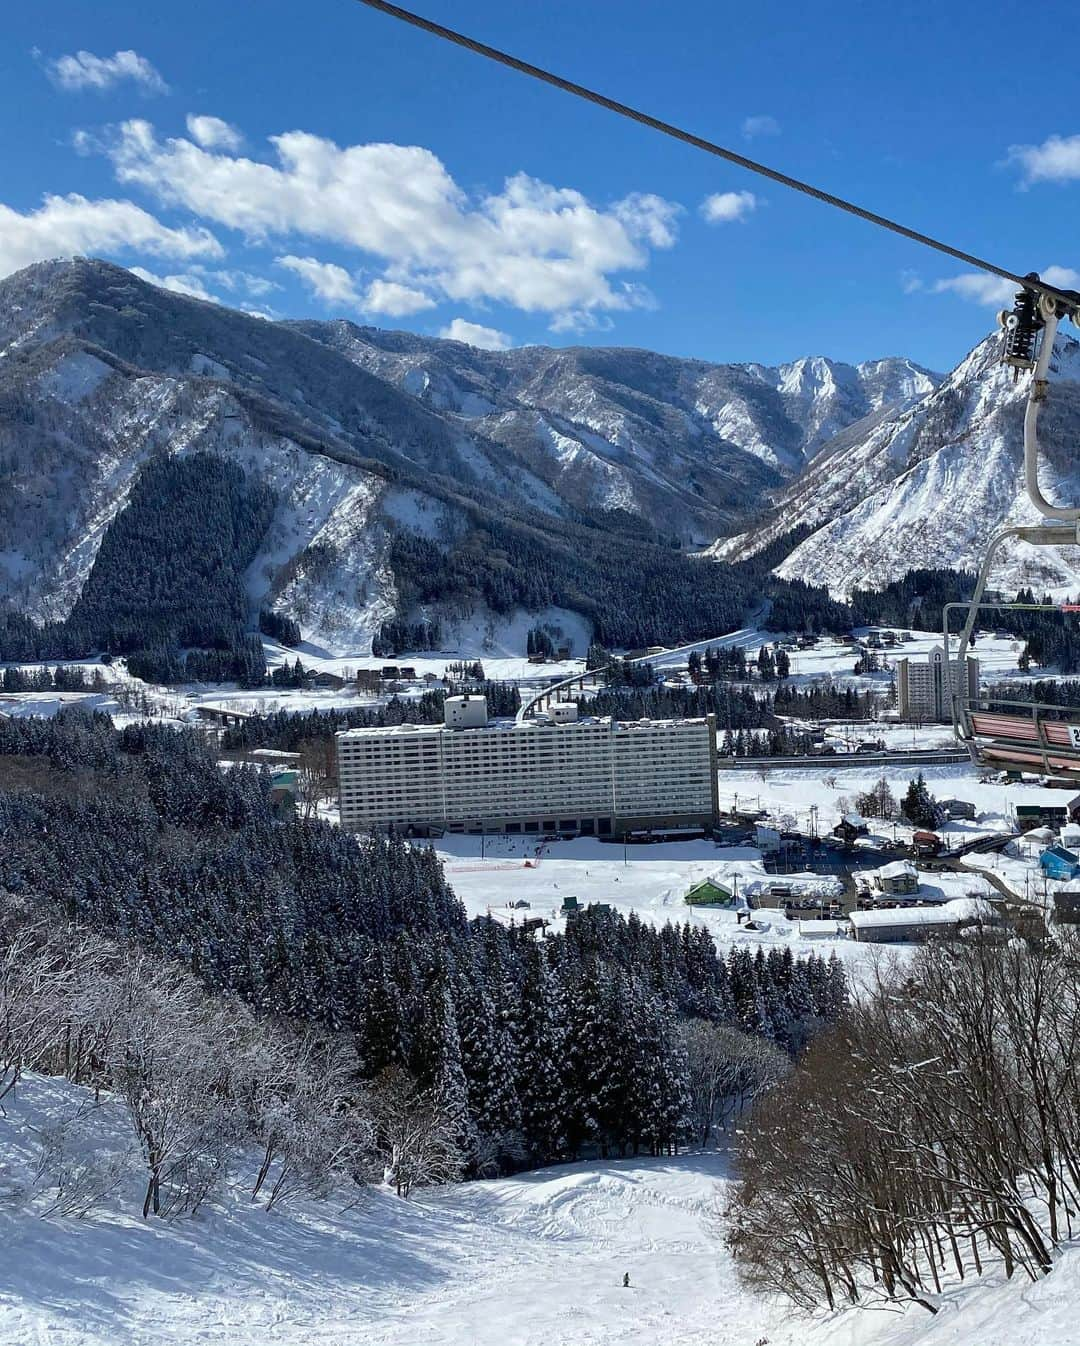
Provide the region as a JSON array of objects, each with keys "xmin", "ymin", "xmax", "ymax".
[{"xmin": 5, "ymin": 1072, "xmax": 1080, "ymax": 1346}]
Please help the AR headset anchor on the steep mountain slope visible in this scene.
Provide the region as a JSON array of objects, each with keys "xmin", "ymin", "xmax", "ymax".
[
  {"xmin": 0, "ymin": 258, "xmax": 934, "ymax": 656},
  {"xmin": 296, "ymin": 319, "xmax": 935, "ymax": 523},
  {"xmin": 0, "ymin": 291, "xmax": 399, "ymax": 651},
  {"xmin": 715, "ymin": 331, "xmax": 1080, "ymax": 597}
]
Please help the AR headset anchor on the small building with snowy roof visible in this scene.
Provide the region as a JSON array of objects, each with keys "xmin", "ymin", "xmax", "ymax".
[
  {"xmin": 1040, "ymin": 844, "xmax": 1080, "ymax": 881},
  {"xmin": 832, "ymin": 814, "xmax": 869, "ymax": 844},
  {"xmin": 797, "ymin": 918, "xmax": 847, "ymax": 939},
  {"xmin": 684, "ymin": 877, "xmax": 736, "ymax": 907},
  {"xmin": 1053, "ymin": 882, "xmax": 1080, "ymax": 927},
  {"xmin": 849, "ymin": 898, "xmax": 999, "ymax": 944},
  {"xmin": 869, "ymin": 859, "xmax": 919, "ymax": 895}
]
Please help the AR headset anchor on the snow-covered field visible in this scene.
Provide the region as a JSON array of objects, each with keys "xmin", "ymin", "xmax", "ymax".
[
  {"xmin": 716, "ymin": 760, "xmax": 1052, "ymax": 835},
  {"xmin": 433, "ymin": 833, "xmax": 868, "ymax": 954},
  {"xmin": 4, "ymin": 1073, "xmax": 1080, "ymax": 1346}
]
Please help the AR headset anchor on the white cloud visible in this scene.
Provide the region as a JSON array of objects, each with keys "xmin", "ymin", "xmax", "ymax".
[
  {"xmin": 439, "ymin": 318, "xmax": 512, "ymax": 350},
  {"xmin": 700, "ymin": 190, "xmax": 758, "ymax": 223},
  {"xmin": 932, "ymin": 265, "xmax": 1080, "ymax": 307},
  {"xmin": 276, "ymin": 254, "xmax": 360, "ymax": 305},
  {"xmin": 931, "ymin": 273, "xmax": 1014, "ymax": 307},
  {"xmin": 1007, "ymin": 133, "xmax": 1080, "ymax": 185},
  {"xmin": 363, "ymin": 279, "xmax": 435, "ymax": 316},
  {"xmin": 548, "ymin": 308, "xmax": 616, "ymax": 335},
  {"xmin": 128, "ymin": 266, "xmax": 217, "ymax": 301},
  {"xmin": 46, "ymin": 49, "xmax": 167, "ymax": 95},
  {"xmin": 277, "ymin": 257, "xmax": 435, "ymax": 316},
  {"xmin": 205, "ymin": 267, "xmax": 279, "ymax": 298},
  {"xmin": 98, "ymin": 120, "xmax": 680, "ymax": 327},
  {"xmin": 0, "ymin": 192, "xmax": 221, "ymax": 279},
  {"xmin": 742, "ymin": 115, "xmax": 780, "ymax": 139},
  {"xmin": 612, "ymin": 193, "xmax": 682, "ymax": 248},
  {"xmin": 186, "ymin": 115, "xmax": 243, "ymax": 153}
]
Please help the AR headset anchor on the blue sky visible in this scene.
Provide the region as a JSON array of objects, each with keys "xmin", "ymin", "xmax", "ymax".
[{"xmin": 3, "ymin": 0, "xmax": 1080, "ymax": 370}]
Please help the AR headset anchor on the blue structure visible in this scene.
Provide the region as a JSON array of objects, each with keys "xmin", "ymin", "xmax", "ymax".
[{"xmin": 1039, "ymin": 844, "xmax": 1080, "ymax": 881}]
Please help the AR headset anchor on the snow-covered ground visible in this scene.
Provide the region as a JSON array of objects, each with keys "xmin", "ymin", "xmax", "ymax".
[
  {"xmin": 0, "ymin": 690, "xmax": 121, "ymax": 719},
  {"xmin": 284, "ymin": 603, "xmax": 593, "ymax": 673},
  {"xmin": 418, "ymin": 752, "xmax": 1080, "ymax": 947},
  {"xmin": 4, "ymin": 1072, "xmax": 1080, "ymax": 1346},
  {"xmin": 0, "ymin": 620, "xmax": 1037, "ymax": 731},
  {"xmin": 432, "ymin": 834, "xmax": 869, "ymax": 963},
  {"xmin": 716, "ymin": 760, "xmax": 1056, "ymax": 836}
]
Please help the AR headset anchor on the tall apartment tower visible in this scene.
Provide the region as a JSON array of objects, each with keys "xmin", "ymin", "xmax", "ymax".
[{"xmin": 895, "ymin": 644, "xmax": 979, "ymax": 723}]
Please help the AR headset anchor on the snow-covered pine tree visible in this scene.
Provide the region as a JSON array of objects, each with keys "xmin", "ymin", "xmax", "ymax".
[
  {"xmin": 457, "ymin": 953, "xmax": 521, "ymax": 1170},
  {"xmin": 516, "ymin": 943, "xmax": 569, "ymax": 1162}
]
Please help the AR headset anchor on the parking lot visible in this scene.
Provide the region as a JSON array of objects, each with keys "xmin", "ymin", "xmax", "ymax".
[{"xmin": 756, "ymin": 837, "xmax": 923, "ymax": 913}]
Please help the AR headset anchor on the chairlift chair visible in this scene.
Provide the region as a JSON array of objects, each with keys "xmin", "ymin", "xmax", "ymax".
[{"xmin": 945, "ymin": 277, "xmax": 1080, "ymax": 775}]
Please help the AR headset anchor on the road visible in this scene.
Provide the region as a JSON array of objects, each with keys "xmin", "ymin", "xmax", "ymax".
[
  {"xmin": 719, "ymin": 748, "xmax": 969, "ymax": 771},
  {"xmin": 517, "ymin": 603, "xmax": 771, "ymax": 721}
]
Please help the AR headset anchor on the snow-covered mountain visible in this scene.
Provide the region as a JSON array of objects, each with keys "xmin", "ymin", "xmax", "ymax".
[
  {"xmin": 8, "ymin": 255, "xmax": 1080, "ymax": 646},
  {"xmin": 0, "ymin": 258, "xmax": 934, "ymax": 653},
  {"xmin": 298, "ymin": 319, "xmax": 935, "ymax": 492},
  {"xmin": 715, "ymin": 330, "xmax": 1080, "ymax": 597}
]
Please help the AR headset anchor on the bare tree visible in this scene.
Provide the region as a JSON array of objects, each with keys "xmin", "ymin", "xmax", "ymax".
[
  {"xmin": 367, "ymin": 1067, "xmax": 465, "ymax": 1197},
  {"xmin": 108, "ymin": 956, "xmax": 243, "ymax": 1218},
  {"xmin": 0, "ymin": 895, "xmax": 379, "ymax": 1223},
  {"xmin": 0, "ymin": 928, "xmax": 71, "ymax": 1103},
  {"xmin": 244, "ymin": 1029, "xmax": 370, "ymax": 1210},
  {"xmin": 727, "ymin": 932, "xmax": 1080, "ymax": 1316},
  {"xmin": 295, "ymin": 737, "xmax": 337, "ymax": 819},
  {"xmin": 682, "ymin": 1020, "xmax": 788, "ymax": 1146}
]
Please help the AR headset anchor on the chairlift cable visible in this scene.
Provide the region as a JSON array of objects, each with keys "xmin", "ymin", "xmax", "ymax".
[
  {"xmin": 355, "ymin": 0, "xmax": 1079, "ymax": 311},
  {"xmin": 357, "ymin": 0, "xmax": 1080, "ymax": 777}
]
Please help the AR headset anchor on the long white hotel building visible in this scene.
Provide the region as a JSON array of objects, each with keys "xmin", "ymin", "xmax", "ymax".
[{"xmin": 337, "ymin": 695, "xmax": 719, "ymax": 838}]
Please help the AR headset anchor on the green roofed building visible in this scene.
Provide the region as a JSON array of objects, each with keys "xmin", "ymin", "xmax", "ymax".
[{"xmin": 684, "ymin": 877, "xmax": 735, "ymax": 907}]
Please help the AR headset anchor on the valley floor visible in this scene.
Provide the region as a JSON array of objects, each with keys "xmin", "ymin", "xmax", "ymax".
[{"xmin": 3, "ymin": 1073, "xmax": 1079, "ymax": 1346}]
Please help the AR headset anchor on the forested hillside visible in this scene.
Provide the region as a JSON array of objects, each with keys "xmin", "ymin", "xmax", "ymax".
[
  {"xmin": 0, "ymin": 712, "xmax": 847, "ymax": 1188},
  {"xmin": 0, "ymin": 259, "xmax": 939, "ymax": 663},
  {"xmin": 0, "ymin": 453, "xmax": 273, "ymax": 681}
]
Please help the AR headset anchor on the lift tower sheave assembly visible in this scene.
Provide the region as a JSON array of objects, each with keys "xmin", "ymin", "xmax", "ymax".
[{"xmin": 946, "ymin": 277, "xmax": 1080, "ymax": 776}]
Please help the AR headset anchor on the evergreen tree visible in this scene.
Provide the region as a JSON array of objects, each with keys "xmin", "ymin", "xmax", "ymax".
[
  {"xmin": 457, "ymin": 956, "xmax": 521, "ymax": 1162},
  {"xmin": 414, "ymin": 968, "xmax": 474, "ymax": 1161},
  {"xmin": 516, "ymin": 944, "xmax": 568, "ymax": 1161},
  {"xmin": 902, "ymin": 772, "xmax": 941, "ymax": 828}
]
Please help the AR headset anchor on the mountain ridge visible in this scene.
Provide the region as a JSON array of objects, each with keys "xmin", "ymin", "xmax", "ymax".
[
  {"xmin": 0, "ymin": 257, "xmax": 938, "ymax": 656},
  {"xmin": 717, "ymin": 329, "xmax": 1080, "ymax": 597}
]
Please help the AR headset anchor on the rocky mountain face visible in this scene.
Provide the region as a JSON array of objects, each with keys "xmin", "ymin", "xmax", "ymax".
[
  {"xmin": 0, "ymin": 258, "xmax": 936, "ymax": 655},
  {"xmin": 295, "ymin": 319, "xmax": 935, "ymax": 521},
  {"xmin": 716, "ymin": 330, "xmax": 1080, "ymax": 598}
]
